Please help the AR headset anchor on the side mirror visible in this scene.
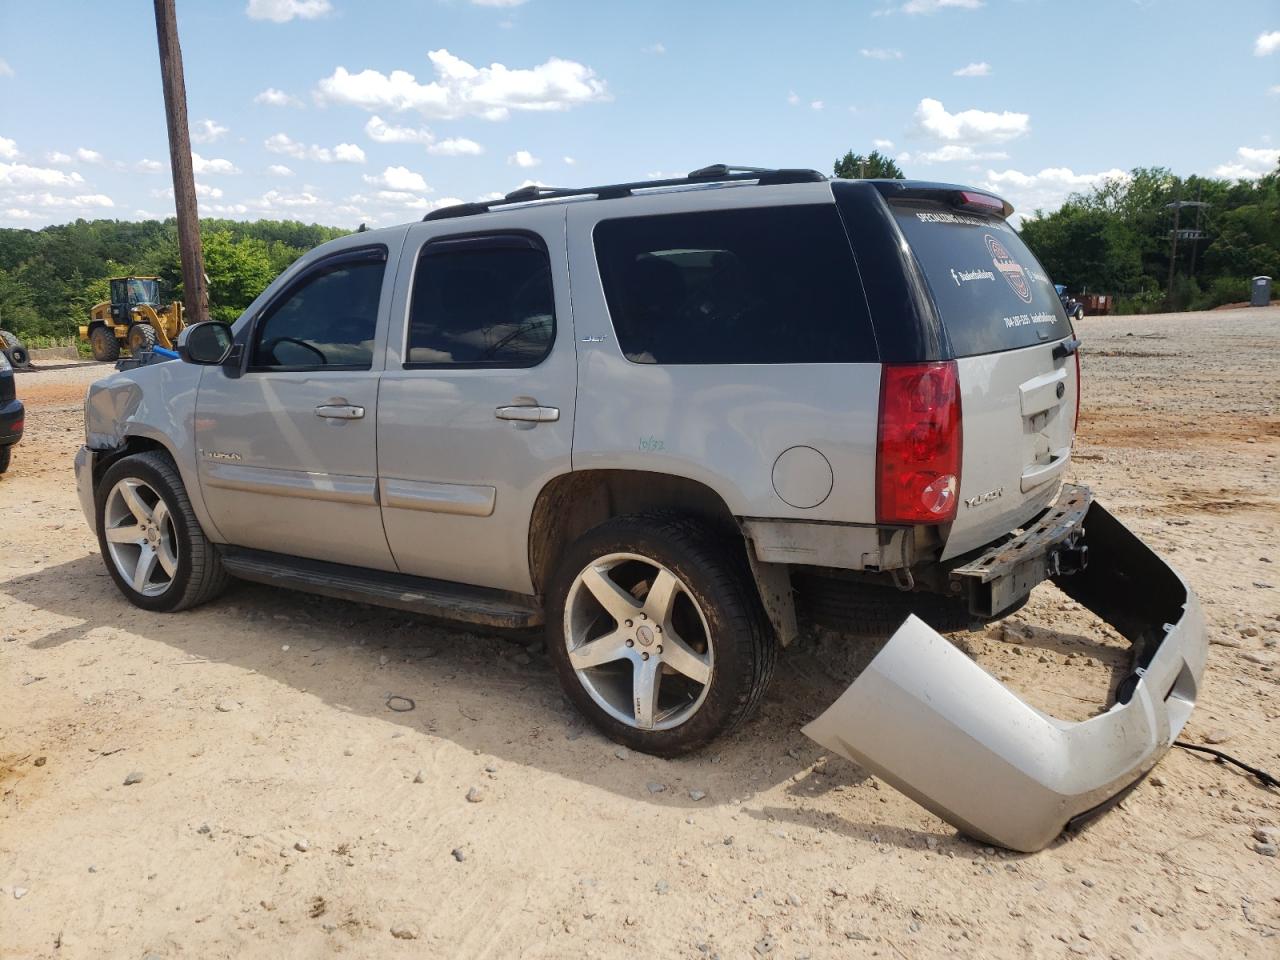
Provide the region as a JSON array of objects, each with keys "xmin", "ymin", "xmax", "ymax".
[{"xmin": 177, "ymin": 321, "xmax": 235, "ymax": 366}]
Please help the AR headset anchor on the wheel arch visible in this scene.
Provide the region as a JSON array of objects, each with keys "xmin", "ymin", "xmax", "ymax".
[{"xmin": 527, "ymin": 468, "xmax": 796, "ymax": 645}]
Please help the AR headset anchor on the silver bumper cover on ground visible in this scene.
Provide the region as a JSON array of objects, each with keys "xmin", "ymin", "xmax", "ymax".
[{"xmin": 803, "ymin": 499, "xmax": 1207, "ymax": 853}]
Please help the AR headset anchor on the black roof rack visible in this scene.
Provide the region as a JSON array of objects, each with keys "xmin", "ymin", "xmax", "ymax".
[{"xmin": 423, "ymin": 164, "xmax": 827, "ymax": 221}]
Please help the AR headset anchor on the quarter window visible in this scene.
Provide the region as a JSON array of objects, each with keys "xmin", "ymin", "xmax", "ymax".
[
  {"xmin": 593, "ymin": 205, "xmax": 877, "ymax": 364},
  {"xmin": 405, "ymin": 236, "xmax": 555, "ymax": 368},
  {"xmin": 251, "ymin": 254, "xmax": 385, "ymax": 370}
]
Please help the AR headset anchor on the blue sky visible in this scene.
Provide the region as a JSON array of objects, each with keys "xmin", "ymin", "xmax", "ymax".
[{"xmin": 1, "ymin": 0, "xmax": 1277, "ymax": 230}]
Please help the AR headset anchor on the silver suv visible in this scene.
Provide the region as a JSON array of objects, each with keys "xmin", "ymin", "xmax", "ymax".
[{"xmin": 75, "ymin": 165, "xmax": 1206, "ymax": 851}]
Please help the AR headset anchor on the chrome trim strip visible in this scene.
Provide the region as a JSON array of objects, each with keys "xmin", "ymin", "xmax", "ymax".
[
  {"xmin": 204, "ymin": 463, "xmax": 378, "ymax": 505},
  {"xmin": 380, "ymin": 477, "xmax": 496, "ymax": 517}
]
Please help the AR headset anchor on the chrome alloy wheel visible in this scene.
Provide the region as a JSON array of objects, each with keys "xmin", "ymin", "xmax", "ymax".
[
  {"xmin": 103, "ymin": 477, "xmax": 179, "ymax": 597},
  {"xmin": 563, "ymin": 553, "xmax": 714, "ymax": 731}
]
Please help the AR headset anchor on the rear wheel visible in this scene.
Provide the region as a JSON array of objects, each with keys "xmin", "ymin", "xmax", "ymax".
[
  {"xmin": 95, "ymin": 451, "xmax": 229, "ymax": 612},
  {"xmin": 0, "ymin": 445, "xmax": 10, "ymax": 475},
  {"xmin": 90, "ymin": 327, "xmax": 120, "ymax": 363},
  {"xmin": 546, "ymin": 513, "xmax": 775, "ymax": 756},
  {"xmin": 0, "ymin": 330, "xmax": 30, "ymax": 368},
  {"xmin": 127, "ymin": 323, "xmax": 158, "ymax": 354}
]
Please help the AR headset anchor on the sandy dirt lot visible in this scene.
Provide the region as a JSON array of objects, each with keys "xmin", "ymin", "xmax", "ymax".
[{"xmin": 2, "ymin": 309, "xmax": 1278, "ymax": 959}]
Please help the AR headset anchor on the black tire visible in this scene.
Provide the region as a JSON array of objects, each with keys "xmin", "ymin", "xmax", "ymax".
[
  {"xmin": 90, "ymin": 326, "xmax": 120, "ymax": 363},
  {"xmin": 95, "ymin": 450, "xmax": 229, "ymax": 612},
  {"xmin": 1073, "ymin": 306, "xmax": 1085, "ymax": 322},
  {"xmin": 545, "ymin": 513, "xmax": 776, "ymax": 757},
  {"xmin": 127, "ymin": 323, "xmax": 158, "ymax": 354},
  {"xmin": 792, "ymin": 571, "xmax": 983, "ymax": 637},
  {"xmin": 0, "ymin": 445, "xmax": 10, "ymax": 475},
  {"xmin": 0, "ymin": 330, "xmax": 30, "ymax": 368}
]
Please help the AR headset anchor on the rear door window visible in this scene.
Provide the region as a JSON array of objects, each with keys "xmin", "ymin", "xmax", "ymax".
[
  {"xmin": 593, "ymin": 205, "xmax": 876, "ymax": 364},
  {"xmin": 892, "ymin": 204, "xmax": 1071, "ymax": 357},
  {"xmin": 405, "ymin": 235, "xmax": 555, "ymax": 368}
]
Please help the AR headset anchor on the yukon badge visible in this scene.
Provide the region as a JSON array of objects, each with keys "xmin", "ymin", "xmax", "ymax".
[
  {"xmin": 201, "ymin": 449, "xmax": 242, "ymax": 462},
  {"xmin": 964, "ymin": 488, "xmax": 1003, "ymax": 509}
]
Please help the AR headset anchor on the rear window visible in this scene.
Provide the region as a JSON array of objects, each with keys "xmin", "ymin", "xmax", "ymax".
[
  {"xmin": 593, "ymin": 205, "xmax": 876, "ymax": 364},
  {"xmin": 892, "ymin": 204, "xmax": 1071, "ymax": 357}
]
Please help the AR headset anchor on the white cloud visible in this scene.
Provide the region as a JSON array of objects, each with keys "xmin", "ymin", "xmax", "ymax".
[
  {"xmin": 860, "ymin": 48, "xmax": 903, "ymax": 60},
  {"xmin": 0, "ymin": 162, "xmax": 85, "ymax": 187},
  {"xmin": 563, "ymin": 156, "xmax": 575, "ymax": 165},
  {"xmin": 898, "ymin": 144, "xmax": 1007, "ymax": 164},
  {"xmin": 365, "ymin": 115, "xmax": 433, "ymax": 144},
  {"xmin": 508, "ymin": 149, "xmax": 540, "ymax": 168},
  {"xmin": 643, "ymin": 43, "xmax": 666, "ymax": 55},
  {"xmin": 314, "ymin": 48, "xmax": 609, "ymax": 121},
  {"xmin": 12, "ymin": 191, "xmax": 114, "ymax": 209},
  {"xmin": 267, "ymin": 163, "xmax": 295, "ymax": 176},
  {"xmin": 470, "ymin": 0, "xmax": 528, "ymax": 5},
  {"xmin": 191, "ymin": 152, "xmax": 240, "ymax": 175},
  {"xmin": 265, "ymin": 132, "xmax": 365, "ymax": 163},
  {"xmin": 191, "ymin": 119, "xmax": 229, "ymax": 143},
  {"xmin": 136, "ymin": 158, "xmax": 164, "ymax": 172},
  {"xmin": 1213, "ymin": 145, "xmax": 1280, "ymax": 179},
  {"xmin": 254, "ymin": 87, "xmax": 305, "ymax": 108},
  {"xmin": 914, "ymin": 97, "xmax": 1029, "ymax": 143},
  {"xmin": 428, "ymin": 137, "xmax": 483, "ymax": 156},
  {"xmin": 787, "ymin": 91, "xmax": 800, "ymax": 105},
  {"xmin": 246, "ymin": 0, "xmax": 332, "ymax": 22},
  {"xmin": 1255, "ymin": 31, "xmax": 1280, "ymax": 56},
  {"xmin": 332, "ymin": 143, "xmax": 366, "ymax": 163},
  {"xmin": 982, "ymin": 167, "xmax": 1129, "ymax": 216},
  {"xmin": 902, "ymin": 0, "xmax": 983, "ymax": 13},
  {"xmin": 47, "ymin": 150, "xmax": 72, "ymax": 164},
  {"xmin": 873, "ymin": 138, "xmax": 894, "ymax": 150},
  {"xmin": 0, "ymin": 136, "xmax": 17, "ymax": 160},
  {"xmin": 1270, "ymin": 84, "xmax": 1280, "ymax": 95},
  {"xmin": 953, "ymin": 61, "xmax": 991, "ymax": 77},
  {"xmin": 76, "ymin": 147, "xmax": 104, "ymax": 164},
  {"xmin": 363, "ymin": 165, "xmax": 429, "ymax": 192},
  {"xmin": 3, "ymin": 208, "xmax": 39, "ymax": 220},
  {"xmin": 810, "ymin": 100, "xmax": 824, "ymax": 111},
  {"xmin": 0, "ymin": 59, "xmax": 13, "ymax": 78}
]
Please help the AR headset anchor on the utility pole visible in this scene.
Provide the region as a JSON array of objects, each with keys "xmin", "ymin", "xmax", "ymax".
[
  {"xmin": 1165, "ymin": 198, "xmax": 1211, "ymax": 307},
  {"xmin": 153, "ymin": 0, "xmax": 208, "ymax": 324},
  {"xmin": 1166, "ymin": 201, "xmax": 1181, "ymax": 304}
]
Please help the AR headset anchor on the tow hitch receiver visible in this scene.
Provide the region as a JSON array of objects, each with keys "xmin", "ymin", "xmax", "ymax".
[{"xmin": 802, "ymin": 498, "xmax": 1207, "ymax": 853}]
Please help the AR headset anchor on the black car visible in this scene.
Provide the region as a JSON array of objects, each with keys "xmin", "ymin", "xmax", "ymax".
[{"xmin": 0, "ymin": 349, "xmax": 23, "ymax": 473}]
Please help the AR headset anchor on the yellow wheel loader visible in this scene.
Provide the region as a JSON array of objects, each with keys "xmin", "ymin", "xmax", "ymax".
[{"xmin": 80, "ymin": 277, "xmax": 185, "ymax": 362}]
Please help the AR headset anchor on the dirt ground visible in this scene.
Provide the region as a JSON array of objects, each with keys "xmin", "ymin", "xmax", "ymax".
[{"xmin": 2, "ymin": 309, "xmax": 1278, "ymax": 959}]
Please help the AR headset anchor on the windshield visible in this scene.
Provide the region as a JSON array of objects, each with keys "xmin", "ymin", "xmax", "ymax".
[
  {"xmin": 892, "ymin": 203, "xmax": 1071, "ymax": 357},
  {"xmin": 127, "ymin": 279, "xmax": 159, "ymax": 305}
]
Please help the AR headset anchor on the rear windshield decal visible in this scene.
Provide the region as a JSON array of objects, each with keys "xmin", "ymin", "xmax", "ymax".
[{"xmin": 985, "ymin": 234, "xmax": 1033, "ymax": 304}]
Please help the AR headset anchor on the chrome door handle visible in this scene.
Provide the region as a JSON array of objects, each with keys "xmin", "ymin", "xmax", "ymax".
[
  {"xmin": 495, "ymin": 405, "xmax": 559, "ymax": 423},
  {"xmin": 315, "ymin": 404, "xmax": 365, "ymax": 420}
]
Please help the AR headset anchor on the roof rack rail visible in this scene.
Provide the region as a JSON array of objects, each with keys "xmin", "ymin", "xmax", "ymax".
[{"xmin": 423, "ymin": 164, "xmax": 827, "ymax": 221}]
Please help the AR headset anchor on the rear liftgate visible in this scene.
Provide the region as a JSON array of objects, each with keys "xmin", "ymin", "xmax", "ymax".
[{"xmin": 803, "ymin": 494, "xmax": 1207, "ymax": 852}]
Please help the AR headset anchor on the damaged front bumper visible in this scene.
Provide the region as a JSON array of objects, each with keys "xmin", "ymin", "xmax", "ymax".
[{"xmin": 803, "ymin": 494, "xmax": 1207, "ymax": 853}]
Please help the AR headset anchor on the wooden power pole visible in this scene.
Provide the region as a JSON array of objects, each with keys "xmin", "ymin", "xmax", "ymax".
[{"xmin": 153, "ymin": 0, "xmax": 208, "ymax": 324}]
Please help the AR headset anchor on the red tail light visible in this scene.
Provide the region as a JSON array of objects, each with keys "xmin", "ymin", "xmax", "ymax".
[
  {"xmin": 876, "ymin": 362, "xmax": 962, "ymax": 525},
  {"xmin": 1073, "ymin": 349, "xmax": 1081, "ymax": 433}
]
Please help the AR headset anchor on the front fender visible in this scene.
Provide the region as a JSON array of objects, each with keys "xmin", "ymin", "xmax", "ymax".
[{"xmin": 83, "ymin": 363, "xmax": 224, "ymax": 542}]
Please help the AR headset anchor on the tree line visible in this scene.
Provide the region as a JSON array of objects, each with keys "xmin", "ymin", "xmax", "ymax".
[
  {"xmin": 1, "ymin": 156, "xmax": 1275, "ymax": 343},
  {"xmin": 0, "ymin": 218, "xmax": 347, "ymax": 341}
]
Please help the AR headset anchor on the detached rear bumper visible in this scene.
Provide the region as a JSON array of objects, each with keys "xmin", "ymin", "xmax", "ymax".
[{"xmin": 803, "ymin": 498, "xmax": 1207, "ymax": 853}]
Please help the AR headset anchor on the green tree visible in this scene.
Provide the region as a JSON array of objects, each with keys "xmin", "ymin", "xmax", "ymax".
[
  {"xmin": 833, "ymin": 149, "xmax": 904, "ymax": 180},
  {"xmin": 201, "ymin": 231, "xmax": 277, "ymax": 324}
]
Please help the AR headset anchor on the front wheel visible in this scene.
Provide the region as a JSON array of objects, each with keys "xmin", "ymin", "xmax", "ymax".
[
  {"xmin": 545, "ymin": 513, "xmax": 776, "ymax": 756},
  {"xmin": 127, "ymin": 323, "xmax": 158, "ymax": 354},
  {"xmin": 95, "ymin": 450, "xmax": 228, "ymax": 612}
]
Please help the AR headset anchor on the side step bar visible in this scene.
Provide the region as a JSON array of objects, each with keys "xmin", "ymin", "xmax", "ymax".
[{"xmin": 218, "ymin": 547, "xmax": 544, "ymax": 629}]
